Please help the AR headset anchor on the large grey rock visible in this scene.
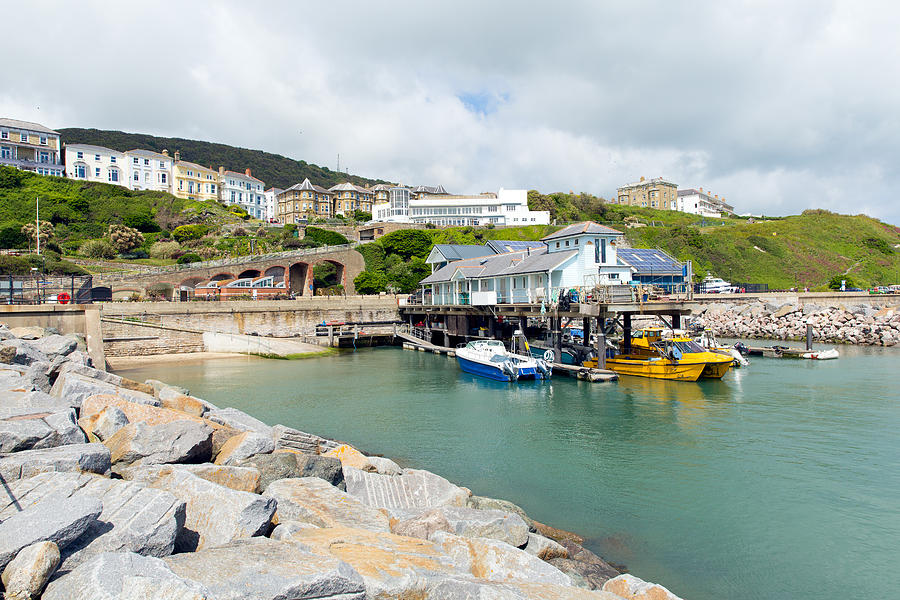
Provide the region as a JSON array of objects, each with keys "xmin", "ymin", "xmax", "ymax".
[
  {"xmin": 50, "ymin": 371, "xmax": 158, "ymax": 409},
  {"xmin": 548, "ymin": 541, "xmax": 622, "ymax": 590},
  {"xmin": 41, "ymin": 552, "xmax": 212, "ymax": 600},
  {"xmin": 438, "ymin": 506, "xmax": 530, "ymax": 547},
  {"xmin": 1, "ymin": 340, "xmax": 47, "ymax": 367},
  {"xmin": 237, "ymin": 452, "xmax": 300, "ymax": 491},
  {"xmin": 603, "ymin": 573, "xmax": 684, "ymax": 600},
  {"xmin": 263, "ymin": 477, "xmax": 390, "ymax": 532},
  {"xmin": 122, "ymin": 463, "xmax": 260, "ymax": 493},
  {"xmin": 0, "ymin": 391, "xmax": 73, "ymax": 419},
  {"xmin": 22, "ymin": 361, "xmax": 51, "ymax": 393},
  {"xmin": 145, "ymin": 379, "xmax": 189, "ymax": 397},
  {"xmin": 467, "ymin": 495, "xmax": 532, "ymax": 525},
  {"xmin": 32, "ymin": 334, "xmax": 78, "ymax": 358},
  {"xmin": 0, "ymin": 472, "xmax": 186, "ymax": 569},
  {"xmin": 214, "ymin": 430, "xmax": 274, "ymax": 465},
  {"xmin": 432, "ymin": 531, "xmax": 571, "ymax": 586},
  {"xmin": 523, "ymin": 533, "xmax": 568, "ymax": 560},
  {"xmin": 0, "ymin": 496, "xmax": 102, "ymax": 569},
  {"xmin": 344, "ymin": 467, "xmax": 469, "ymax": 512},
  {"xmin": 424, "ymin": 578, "xmax": 622, "ymax": 599},
  {"xmin": 0, "ymin": 443, "xmax": 110, "ymax": 481},
  {"xmin": 8, "ymin": 327, "xmax": 45, "ymax": 340},
  {"xmin": 269, "ymin": 520, "xmax": 319, "ymax": 540},
  {"xmin": 1, "ymin": 540, "xmax": 60, "ymax": 599},
  {"xmin": 391, "ymin": 508, "xmax": 453, "ymax": 540},
  {"xmin": 137, "ymin": 468, "xmax": 275, "ymax": 551},
  {"xmin": 164, "ymin": 537, "xmax": 365, "ymax": 600},
  {"xmin": 91, "ymin": 406, "xmax": 129, "ymax": 441},
  {"xmin": 205, "ymin": 407, "xmax": 272, "ymax": 436},
  {"xmin": 296, "ymin": 452, "xmax": 345, "ymax": 489},
  {"xmin": 0, "ymin": 408, "xmax": 85, "ymax": 452},
  {"xmin": 272, "ymin": 423, "xmax": 340, "ymax": 454},
  {"xmin": 104, "ymin": 421, "xmax": 213, "ymax": 467}
]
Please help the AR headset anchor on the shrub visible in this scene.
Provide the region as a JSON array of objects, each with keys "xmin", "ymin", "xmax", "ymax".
[
  {"xmin": 379, "ymin": 229, "xmax": 433, "ymax": 259},
  {"xmin": 862, "ymin": 237, "xmax": 893, "ymax": 255},
  {"xmin": 172, "ymin": 224, "xmax": 209, "ymax": 242},
  {"xmin": 176, "ymin": 252, "xmax": 202, "ymax": 264},
  {"xmin": 149, "ymin": 241, "xmax": 182, "ymax": 259},
  {"xmin": 283, "ymin": 238, "xmax": 318, "ymax": 249},
  {"xmin": 233, "ymin": 227, "xmax": 248, "ymax": 237},
  {"xmin": 304, "ymin": 226, "xmax": 349, "ymax": 246},
  {"xmin": 256, "ymin": 227, "xmax": 267, "ymax": 237},
  {"xmin": 21, "ymin": 221, "xmax": 54, "ymax": 249},
  {"xmin": 107, "ymin": 224, "xmax": 145, "ymax": 253},
  {"xmin": 353, "ymin": 270, "xmax": 388, "ymax": 294},
  {"xmin": 119, "ymin": 250, "xmax": 149, "ymax": 260},
  {"xmin": 197, "ymin": 246, "xmax": 218, "ymax": 259},
  {"xmin": 79, "ymin": 239, "xmax": 116, "ymax": 259},
  {"xmin": 0, "ymin": 255, "xmax": 31, "ymax": 275},
  {"xmin": 0, "ymin": 221, "xmax": 27, "ymax": 249}
]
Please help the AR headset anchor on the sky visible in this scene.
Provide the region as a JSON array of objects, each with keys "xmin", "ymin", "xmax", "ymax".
[{"xmin": 4, "ymin": 1, "xmax": 899, "ymax": 224}]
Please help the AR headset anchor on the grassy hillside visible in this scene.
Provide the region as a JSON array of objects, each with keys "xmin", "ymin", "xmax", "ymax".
[{"xmin": 59, "ymin": 128, "xmax": 389, "ymax": 191}]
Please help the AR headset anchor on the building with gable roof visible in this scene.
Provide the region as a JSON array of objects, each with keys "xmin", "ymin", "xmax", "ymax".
[
  {"xmin": 329, "ymin": 182, "xmax": 374, "ymax": 216},
  {"xmin": 276, "ymin": 178, "xmax": 334, "ymax": 224},
  {"xmin": 171, "ymin": 152, "xmax": 218, "ymax": 201},
  {"xmin": 65, "ymin": 143, "xmax": 127, "ymax": 186},
  {"xmin": 676, "ymin": 188, "xmax": 734, "ymax": 217},
  {"xmin": 125, "ymin": 148, "xmax": 173, "ymax": 193},
  {"xmin": 264, "ymin": 187, "xmax": 283, "ymax": 222},
  {"xmin": 419, "ymin": 222, "xmax": 630, "ymax": 305},
  {"xmin": 218, "ymin": 167, "xmax": 266, "ymax": 219},
  {"xmin": 0, "ymin": 118, "xmax": 63, "ymax": 177},
  {"xmin": 615, "ymin": 176, "xmax": 678, "ymax": 209}
]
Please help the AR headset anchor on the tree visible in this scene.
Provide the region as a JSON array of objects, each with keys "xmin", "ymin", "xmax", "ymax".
[
  {"xmin": 107, "ymin": 224, "xmax": 145, "ymax": 254},
  {"xmin": 353, "ymin": 270, "xmax": 388, "ymax": 294},
  {"xmin": 0, "ymin": 222, "xmax": 27, "ymax": 249},
  {"xmin": 305, "ymin": 226, "xmax": 349, "ymax": 246},
  {"xmin": 21, "ymin": 221, "xmax": 54, "ymax": 251},
  {"xmin": 379, "ymin": 229, "xmax": 432, "ymax": 259},
  {"xmin": 385, "ymin": 256, "xmax": 431, "ymax": 293}
]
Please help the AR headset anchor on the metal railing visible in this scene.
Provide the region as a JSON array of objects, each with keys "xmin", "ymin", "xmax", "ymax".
[
  {"xmin": 93, "ymin": 243, "xmax": 360, "ymax": 282},
  {"xmin": 1, "ymin": 275, "xmax": 94, "ymax": 304}
]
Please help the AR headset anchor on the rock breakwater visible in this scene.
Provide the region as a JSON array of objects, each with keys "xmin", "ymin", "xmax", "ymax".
[
  {"xmin": 696, "ymin": 300, "xmax": 900, "ymax": 346},
  {"xmin": 0, "ymin": 323, "xmax": 684, "ymax": 600}
]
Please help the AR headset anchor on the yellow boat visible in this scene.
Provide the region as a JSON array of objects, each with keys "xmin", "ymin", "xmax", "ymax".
[{"xmin": 584, "ymin": 327, "xmax": 733, "ymax": 381}]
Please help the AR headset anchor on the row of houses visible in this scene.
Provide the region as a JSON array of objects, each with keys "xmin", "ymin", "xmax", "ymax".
[
  {"xmin": 419, "ymin": 222, "xmax": 688, "ymax": 305},
  {"xmin": 615, "ymin": 176, "xmax": 736, "ymax": 217}
]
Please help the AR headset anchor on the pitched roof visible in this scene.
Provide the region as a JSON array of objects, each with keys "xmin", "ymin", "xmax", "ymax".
[
  {"xmin": 223, "ymin": 170, "xmax": 264, "ymax": 184},
  {"xmin": 484, "ymin": 240, "xmax": 545, "ymax": 254},
  {"xmin": 285, "ymin": 178, "xmax": 333, "ymax": 194},
  {"xmin": 420, "ymin": 246, "xmax": 577, "ymax": 284},
  {"xmin": 429, "ymin": 244, "xmax": 497, "ymax": 263},
  {"xmin": 175, "ymin": 160, "xmax": 216, "ymax": 174},
  {"xmin": 66, "ymin": 143, "xmax": 123, "ymax": 154},
  {"xmin": 617, "ymin": 248, "xmax": 683, "ymax": 275},
  {"xmin": 125, "ymin": 149, "xmax": 172, "ymax": 160},
  {"xmin": 0, "ymin": 118, "xmax": 59, "ymax": 135},
  {"xmin": 541, "ymin": 222, "xmax": 623, "ymax": 241}
]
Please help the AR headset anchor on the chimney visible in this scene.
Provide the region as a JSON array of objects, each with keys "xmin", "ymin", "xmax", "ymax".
[
  {"xmin": 174, "ymin": 150, "xmax": 180, "ymax": 161},
  {"xmin": 161, "ymin": 149, "xmax": 168, "ymax": 156},
  {"xmin": 245, "ymin": 168, "xmax": 252, "ymax": 177},
  {"xmin": 699, "ymin": 187, "xmax": 703, "ymax": 192},
  {"xmin": 218, "ymin": 166, "xmax": 225, "ymax": 176},
  {"xmin": 640, "ymin": 176, "xmax": 645, "ymax": 182}
]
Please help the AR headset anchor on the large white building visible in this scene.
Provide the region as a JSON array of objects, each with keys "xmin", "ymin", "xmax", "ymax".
[
  {"xmin": 65, "ymin": 144, "xmax": 128, "ymax": 186},
  {"xmin": 373, "ymin": 188, "xmax": 549, "ymax": 227},
  {"xmin": 125, "ymin": 149, "xmax": 173, "ymax": 193},
  {"xmin": 264, "ymin": 187, "xmax": 282, "ymax": 222},
  {"xmin": 218, "ymin": 168, "xmax": 266, "ymax": 219},
  {"xmin": 676, "ymin": 188, "xmax": 734, "ymax": 217}
]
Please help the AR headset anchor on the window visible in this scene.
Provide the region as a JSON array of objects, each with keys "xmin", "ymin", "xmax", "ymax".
[
  {"xmin": 160, "ymin": 173, "xmax": 167, "ymax": 183},
  {"xmin": 144, "ymin": 173, "xmax": 149, "ymax": 183},
  {"xmin": 178, "ymin": 180, "xmax": 183, "ymax": 190},
  {"xmin": 109, "ymin": 169, "xmax": 118, "ymax": 182},
  {"xmin": 231, "ymin": 191, "xmax": 236, "ymax": 202},
  {"xmin": 133, "ymin": 157, "xmax": 139, "ymax": 164},
  {"xmin": 1, "ymin": 146, "xmax": 11, "ymax": 159},
  {"xmin": 95, "ymin": 154, "xmax": 100, "ymax": 161},
  {"xmin": 134, "ymin": 172, "xmax": 139, "ymax": 182},
  {"xmin": 110, "ymin": 156, "xmax": 116, "ymax": 163},
  {"xmin": 76, "ymin": 165, "xmax": 85, "ymax": 178},
  {"xmin": 0, "ymin": 131, "xmax": 7, "ymax": 139},
  {"xmin": 555, "ymin": 242, "xmax": 560, "ymax": 248},
  {"xmin": 39, "ymin": 136, "xmax": 47, "ymax": 145},
  {"xmin": 160, "ymin": 161, "xmax": 166, "ymax": 168},
  {"xmin": 144, "ymin": 159, "xmax": 150, "ymax": 166},
  {"xmin": 95, "ymin": 167, "xmax": 100, "ymax": 177},
  {"xmin": 20, "ymin": 133, "xmax": 28, "ymax": 142},
  {"xmin": 76, "ymin": 151, "xmax": 83, "ymax": 159},
  {"xmin": 565, "ymin": 240, "xmax": 569, "ymax": 247}
]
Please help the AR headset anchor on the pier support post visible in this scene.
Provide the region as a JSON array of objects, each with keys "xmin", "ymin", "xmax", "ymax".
[
  {"xmin": 582, "ymin": 317, "xmax": 591, "ymax": 348},
  {"xmin": 595, "ymin": 329, "xmax": 606, "ymax": 369},
  {"xmin": 672, "ymin": 313, "xmax": 681, "ymax": 329},
  {"xmin": 623, "ymin": 313, "xmax": 632, "ymax": 354},
  {"xmin": 806, "ymin": 324, "xmax": 813, "ymax": 350}
]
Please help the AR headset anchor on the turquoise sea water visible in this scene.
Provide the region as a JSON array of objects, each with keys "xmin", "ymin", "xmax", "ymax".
[{"xmin": 117, "ymin": 344, "xmax": 900, "ymax": 600}]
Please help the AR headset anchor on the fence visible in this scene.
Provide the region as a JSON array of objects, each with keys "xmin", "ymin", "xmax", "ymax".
[{"xmin": 0, "ymin": 275, "xmax": 94, "ymax": 304}]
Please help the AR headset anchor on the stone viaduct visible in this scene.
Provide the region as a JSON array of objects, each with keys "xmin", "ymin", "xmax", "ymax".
[{"xmin": 93, "ymin": 245, "xmax": 366, "ymax": 300}]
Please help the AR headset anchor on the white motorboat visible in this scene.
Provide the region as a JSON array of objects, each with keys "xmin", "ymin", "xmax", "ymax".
[
  {"xmin": 800, "ymin": 348, "xmax": 839, "ymax": 360},
  {"xmin": 700, "ymin": 276, "xmax": 736, "ymax": 294},
  {"xmin": 455, "ymin": 339, "xmax": 551, "ymax": 382}
]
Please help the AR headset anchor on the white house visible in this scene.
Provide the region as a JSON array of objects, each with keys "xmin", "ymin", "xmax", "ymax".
[
  {"xmin": 125, "ymin": 149, "xmax": 173, "ymax": 193},
  {"xmin": 264, "ymin": 187, "xmax": 282, "ymax": 222},
  {"xmin": 218, "ymin": 168, "xmax": 266, "ymax": 219},
  {"xmin": 373, "ymin": 187, "xmax": 550, "ymax": 226},
  {"xmin": 65, "ymin": 144, "xmax": 128, "ymax": 187},
  {"xmin": 676, "ymin": 188, "xmax": 734, "ymax": 217},
  {"xmin": 419, "ymin": 222, "xmax": 630, "ymax": 305}
]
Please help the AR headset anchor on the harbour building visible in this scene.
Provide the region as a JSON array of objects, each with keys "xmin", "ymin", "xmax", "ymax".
[{"xmin": 0, "ymin": 118, "xmax": 64, "ymax": 177}]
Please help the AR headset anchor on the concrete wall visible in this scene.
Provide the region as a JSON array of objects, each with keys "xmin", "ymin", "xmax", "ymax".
[
  {"xmin": 0, "ymin": 304, "xmax": 105, "ymax": 367},
  {"xmin": 99, "ymin": 295, "xmax": 402, "ymax": 356},
  {"xmin": 693, "ymin": 291, "xmax": 898, "ymax": 308}
]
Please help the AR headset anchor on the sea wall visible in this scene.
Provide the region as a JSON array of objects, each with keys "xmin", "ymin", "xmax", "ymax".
[
  {"xmin": 0, "ymin": 323, "xmax": 685, "ymax": 599},
  {"xmin": 694, "ymin": 299, "xmax": 900, "ymax": 345}
]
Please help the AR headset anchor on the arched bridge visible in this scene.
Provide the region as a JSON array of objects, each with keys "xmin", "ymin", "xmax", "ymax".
[{"xmin": 93, "ymin": 245, "xmax": 366, "ymax": 300}]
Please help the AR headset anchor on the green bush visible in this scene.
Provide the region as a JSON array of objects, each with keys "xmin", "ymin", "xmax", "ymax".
[
  {"xmin": 304, "ymin": 226, "xmax": 349, "ymax": 246},
  {"xmin": 149, "ymin": 241, "xmax": 182, "ymax": 259},
  {"xmin": 353, "ymin": 270, "xmax": 388, "ymax": 294},
  {"xmin": 357, "ymin": 243, "xmax": 386, "ymax": 271},
  {"xmin": 172, "ymin": 224, "xmax": 209, "ymax": 242},
  {"xmin": 0, "ymin": 221, "xmax": 26, "ymax": 249},
  {"xmin": 79, "ymin": 239, "xmax": 116, "ymax": 259},
  {"xmin": 862, "ymin": 237, "xmax": 893, "ymax": 254},
  {"xmin": 176, "ymin": 252, "xmax": 202, "ymax": 264},
  {"xmin": 379, "ymin": 229, "xmax": 432, "ymax": 259},
  {"xmin": 283, "ymin": 238, "xmax": 318, "ymax": 249},
  {"xmin": 0, "ymin": 255, "xmax": 31, "ymax": 275}
]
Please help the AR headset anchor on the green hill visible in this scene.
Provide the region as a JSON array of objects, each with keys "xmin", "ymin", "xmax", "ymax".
[{"xmin": 58, "ymin": 128, "xmax": 389, "ymax": 191}]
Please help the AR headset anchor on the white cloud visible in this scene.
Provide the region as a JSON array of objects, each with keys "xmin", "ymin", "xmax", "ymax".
[{"xmin": 3, "ymin": 0, "xmax": 899, "ymax": 224}]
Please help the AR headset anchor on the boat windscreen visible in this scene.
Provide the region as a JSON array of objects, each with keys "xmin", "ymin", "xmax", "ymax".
[{"xmin": 674, "ymin": 340, "xmax": 706, "ymax": 353}]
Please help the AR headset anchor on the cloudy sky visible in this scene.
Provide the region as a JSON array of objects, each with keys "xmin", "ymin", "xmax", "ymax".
[{"xmin": 4, "ymin": 1, "xmax": 899, "ymax": 223}]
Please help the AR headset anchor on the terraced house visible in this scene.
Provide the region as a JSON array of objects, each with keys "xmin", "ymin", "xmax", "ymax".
[
  {"xmin": 125, "ymin": 149, "xmax": 172, "ymax": 193},
  {"xmin": 171, "ymin": 152, "xmax": 218, "ymax": 201},
  {"xmin": 0, "ymin": 118, "xmax": 64, "ymax": 176},
  {"xmin": 615, "ymin": 176, "xmax": 678, "ymax": 209},
  {"xmin": 329, "ymin": 182, "xmax": 373, "ymax": 216},
  {"xmin": 218, "ymin": 167, "xmax": 266, "ymax": 219},
  {"xmin": 65, "ymin": 143, "xmax": 126, "ymax": 185},
  {"xmin": 276, "ymin": 178, "xmax": 333, "ymax": 224}
]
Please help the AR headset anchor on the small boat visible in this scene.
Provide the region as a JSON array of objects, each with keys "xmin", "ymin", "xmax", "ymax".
[
  {"xmin": 800, "ymin": 348, "xmax": 839, "ymax": 360},
  {"xmin": 694, "ymin": 328, "xmax": 749, "ymax": 367},
  {"xmin": 584, "ymin": 354, "xmax": 707, "ymax": 381},
  {"xmin": 700, "ymin": 276, "xmax": 736, "ymax": 294},
  {"xmin": 456, "ymin": 339, "xmax": 552, "ymax": 382}
]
